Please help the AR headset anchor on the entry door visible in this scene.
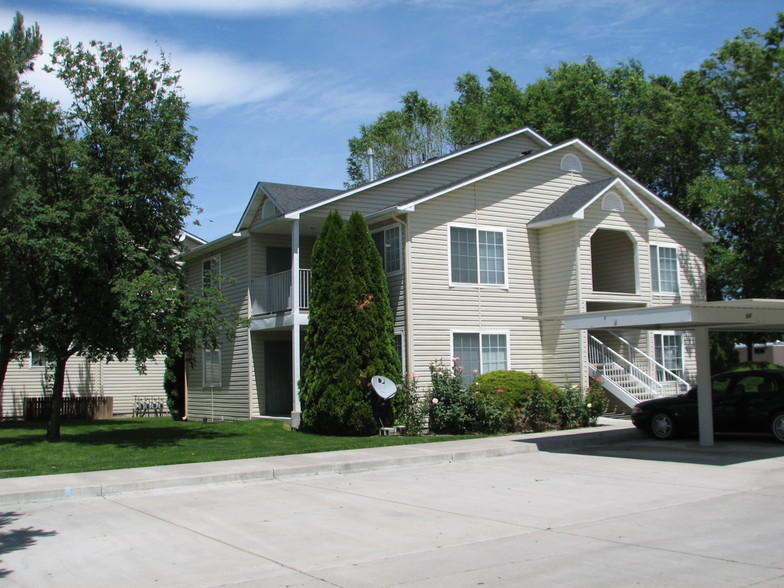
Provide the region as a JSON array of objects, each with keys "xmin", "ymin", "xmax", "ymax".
[{"xmin": 264, "ymin": 341, "xmax": 293, "ymax": 416}]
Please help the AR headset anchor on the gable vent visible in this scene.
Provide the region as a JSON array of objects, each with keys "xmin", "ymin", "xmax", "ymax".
[
  {"xmin": 560, "ymin": 153, "xmax": 583, "ymax": 173},
  {"xmin": 261, "ymin": 199, "xmax": 278, "ymax": 219},
  {"xmin": 602, "ymin": 191, "xmax": 624, "ymax": 212}
]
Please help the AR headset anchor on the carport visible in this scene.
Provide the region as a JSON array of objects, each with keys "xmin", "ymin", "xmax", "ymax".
[{"xmin": 563, "ymin": 299, "xmax": 784, "ymax": 446}]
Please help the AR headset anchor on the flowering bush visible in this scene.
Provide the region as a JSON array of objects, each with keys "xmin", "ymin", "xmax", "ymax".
[{"xmin": 427, "ymin": 357, "xmax": 479, "ymax": 434}]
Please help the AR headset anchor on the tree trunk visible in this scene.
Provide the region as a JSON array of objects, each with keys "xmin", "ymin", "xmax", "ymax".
[
  {"xmin": 0, "ymin": 330, "xmax": 14, "ymax": 396},
  {"xmin": 46, "ymin": 353, "xmax": 71, "ymax": 442}
]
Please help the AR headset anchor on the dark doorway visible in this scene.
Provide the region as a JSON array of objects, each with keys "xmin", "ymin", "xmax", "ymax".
[{"xmin": 264, "ymin": 341, "xmax": 292, "ymax": 416}]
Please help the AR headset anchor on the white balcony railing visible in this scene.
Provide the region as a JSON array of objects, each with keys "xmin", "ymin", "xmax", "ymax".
[{"xmin": 251, "ymin": 269, "xmax": 311, "ymax": 315}]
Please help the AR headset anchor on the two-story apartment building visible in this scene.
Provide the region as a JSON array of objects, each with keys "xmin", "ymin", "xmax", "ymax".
[{"xmin": 182, "ymin": 128, "xmax": 713, "ymax": 424}]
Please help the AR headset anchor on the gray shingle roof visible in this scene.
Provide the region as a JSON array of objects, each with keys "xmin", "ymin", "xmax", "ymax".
[
  {"xmin": 529, "ymin": 177, "xmax": 617, "ymax": 225},
  {"xmin": 260, "ymin": 182, "xmax": 343, "ymax": 213}
]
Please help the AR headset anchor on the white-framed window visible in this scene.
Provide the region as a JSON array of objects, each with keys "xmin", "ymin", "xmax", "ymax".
[
  {"xmin": 650, "ymin": 245, "xmax": 679, "ymax": 294},
  {"xmin": 202, "ymin": 255, "xmax": 221, "ymax": 292},
  {"xmin": 372, "ymin": 224, "xmax": 402, "ymax": 274},
  {"xmin": 203, "ymin": 348, "xmax": 222, "ymax": 388},
  {"xmin": 560, "ymin": 153, "xmax": 583, "ymax": 173},
  {"xmin": 449, "ymin": 225, "xmax": 507, "ymax": 286},
  {"xmin": 30, "ymin": 349, "xmax": 48, "ymax": 368},
  {"xmin": 452, "ymin": 331, "xmax": 509, "ymax": 382},
  {"xmin": 654, "ymin": 332, "xmax": 683, "ymax": 379}
]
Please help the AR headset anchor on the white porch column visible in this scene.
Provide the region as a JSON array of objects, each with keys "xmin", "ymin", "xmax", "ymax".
[
  {"xmin": 694, "ymin": 327, "xmax": 714, "ymax": 447},
  {"xmin": 290, "ymin": 218, "xmax": 302, "ymax": 428}
]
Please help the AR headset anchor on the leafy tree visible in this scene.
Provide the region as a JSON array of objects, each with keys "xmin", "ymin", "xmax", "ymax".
[
  {"xmin": 0, "ymin": 12, "xmax": 42, "ymax": 213},
  {"xmin": 346, "ymin": 91, "xmax": 446, "ymax": 186},
  {"xmin": 300, "ymin": 211, "xmax": 373, "ymax": 434},
  {"xmin": 345, "ymin": 211, "xmax": 401, "ymax": 425}
]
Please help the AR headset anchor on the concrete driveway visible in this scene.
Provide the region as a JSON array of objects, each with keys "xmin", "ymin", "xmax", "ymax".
[{"xmin": 2, "ymin": 422, "xmax": 784, "ymax": 587}]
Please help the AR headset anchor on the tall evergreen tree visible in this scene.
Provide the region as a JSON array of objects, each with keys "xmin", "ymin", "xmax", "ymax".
[
  {"xmin": 345, "ymin": 211, "xmax": 401, "ymax": 426},
  {"xmin": 300, "ymin": 211, "xmax": 374, "ymax": 435}
]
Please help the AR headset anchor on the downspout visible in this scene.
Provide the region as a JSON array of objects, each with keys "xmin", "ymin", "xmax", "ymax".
[
  {"xmin": 392, "ymin": 212, "xmax": 414, "ymax": 376},
  {"xmin": 247, "ymin": 237, "xmax": 253, "ymax": 420},
  {"xmin": 576, "ymin": 222, "xmax": 586, "ymax": 389}
]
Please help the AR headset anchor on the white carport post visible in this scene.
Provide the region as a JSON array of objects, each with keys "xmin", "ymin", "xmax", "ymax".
[
  {"xmin": 693, "ymin": 327, "xmax": 714, "ymax": 447},
  {"xmin": 290, "ymin": 217, "xmax": 302, "ymax": 427}
]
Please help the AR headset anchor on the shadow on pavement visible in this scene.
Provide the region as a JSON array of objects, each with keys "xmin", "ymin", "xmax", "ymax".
[{"xmin": 0, "ymin": 511, "xmax": 57, "ymax": 579}]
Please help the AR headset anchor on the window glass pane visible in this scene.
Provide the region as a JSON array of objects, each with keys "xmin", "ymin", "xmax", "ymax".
[
  {"xmin": 479, "ymin": 230, "xmax": 505, "ymax": 284},
  {"xmin": 450, "ymin": 228, "xmax": 478, "ymax": 283},
  {"xmin": 655, "ymin": 334, "xmax": 683, "ymax": 378},
  {"xmin": 453, "ymin": 333, "xmax": 480, "ymax": 380},
  {"xmin": 204, "ymin": 349, "xmax": 221, "ymax": 387},
  {"xmin": 385, "ymin": 227, "xmax": 401, "ymax": 273},
  {"xmin": 482, "ymin": 334, "xmax": 507, "ymax": 372},
  {"xmin": 651, "ymin": 246, "xmax": 678, "ymax": 293}
]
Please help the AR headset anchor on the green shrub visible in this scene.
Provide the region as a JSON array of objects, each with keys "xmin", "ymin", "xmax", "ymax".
[
  {"xmin": 474, "ymin": 389, "xmax": 515, "ymax": 434},
  {"xmin": 473, "ymin": 370, "xmax": 560, "ymax": 409},
  {"xmin": 394, "ymin": 373, "xmax": 428, "ymax": 434},
  {"xmin": 520, "ymin": 375, "xmax": 559, "ymax": 432},
  {"xmin": 428, "ymin": 358, "xmax": 478, "ymax": 434},
  {"xmin": 583, "ymin": 379, "xmax": 608, "ymax": 426}
]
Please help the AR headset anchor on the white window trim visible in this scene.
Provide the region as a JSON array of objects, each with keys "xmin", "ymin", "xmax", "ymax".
[
  {"xmin": 447, "ymin": 223, "xmax": 509, "ymax": 289},
  {"xmin": 29, "ymin": 349, "xmax": 47, "ymax": 369},
  {"xmin": 371, "ymin": 223, "xmax": 403, "ymax": 276},
  {"xmin": 650, "ymin": 244, "xmax": 680, "ymax": 296},
  {"xmin": 653, "ymin": 331, "xmax": 684, "ymax": 377},
  {"xmin": 450, "ymin": 329, "xmax": 511, "ymax": 375},
  {"xmin": 202, "ymin": 254, "xmax": 222, "ymax": 293}
]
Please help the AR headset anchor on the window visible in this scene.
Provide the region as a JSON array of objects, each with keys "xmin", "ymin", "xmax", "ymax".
[
  {"xmin": 394, "ymin": 332, "xmax": 405, "ymax": 372},
  {"xmin": 30, "ymin": 349, "xmax": 48, "ymax": 368},
  {"xmin": 202, "ymin": 255, "xmax": 221, "ymax": 292},
  {"xmin": 450, "ymin": 226, "xmax": 506, "ymax": 286},
  {"xmin": 453, "ymin": 332, "xmax": 508, "ymax": 381},
  {"xmin": 654, "ymin": 333, "xmax": 683, "ymax": 379},
  {"xmin": 650, "ymin": 245, "xmax": 679, "ymax": 294},
  {"xmin": 372, "ymin": 225, "xmax": 402, "ymax": 274},
  {"xmin": 203, "ymin": 348, "xmax": 222, "ymax": 387}
]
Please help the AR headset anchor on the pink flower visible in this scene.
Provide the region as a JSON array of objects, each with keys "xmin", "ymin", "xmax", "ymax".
[
  {"xmin": 472, "ymin": 369, "xmax": 478, "ymax": 374},
  {"xmin": 497, "ymin": 388, "xmax": 505, "ymax": 394},
  {"xmin": 452, "ymin": 357, "xmax": 460, "ymax": 362},
  {"xmin": 458, "ymin": 365, "xmax": 464, "ymax": 371},
  {"xmin": 412, "ymin": 373, "xmax": 419, "ymax": 379},
  {"xmin": 432, "ymin": 398, "xmax": 439, "ymax": 404}
]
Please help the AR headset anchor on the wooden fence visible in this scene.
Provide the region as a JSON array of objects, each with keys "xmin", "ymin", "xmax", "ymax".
[{"xmin": 24, "ymin": 397, "xmax": 114, "ymax": 420}]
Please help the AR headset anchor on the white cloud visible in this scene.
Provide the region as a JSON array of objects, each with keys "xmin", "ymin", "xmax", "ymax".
[
  {"xmin": 63, "ymin": 0, "xmax": 380, "ymax": 16},
  {"xmin": 3, "ymin": 9, "xmax": 296, "ymax": 110}
]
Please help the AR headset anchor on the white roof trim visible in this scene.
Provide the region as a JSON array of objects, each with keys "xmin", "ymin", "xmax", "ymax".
[
  {"xmin": 400, "ymin": 139, "xmax": 711, "ymax": 243},
  {"xmin": 527, "ymin": 177, "xmax": 665, "ymax": 230},
  {"xmin": 291, "ymin": 127, "xmax": 551, "ymax": 215}
]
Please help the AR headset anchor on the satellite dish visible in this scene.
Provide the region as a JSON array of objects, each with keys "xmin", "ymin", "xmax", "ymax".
[{"xmin": 371, "ymin": 375, "xmax": 398, "ymax": 399}]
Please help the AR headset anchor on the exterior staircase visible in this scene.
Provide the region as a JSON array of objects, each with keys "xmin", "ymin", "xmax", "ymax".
[{"xmin": 588, "ymin": 333, "xmax": 690, "ymax": 410}]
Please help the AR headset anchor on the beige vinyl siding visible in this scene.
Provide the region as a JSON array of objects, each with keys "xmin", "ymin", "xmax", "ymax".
[
  {"xmin": 185, "ymin": 239, "xmax": 251, "ymax": 421},
  {"xmin": 1, "ymin": 354, "xmax": 166, "ymax": 418},
  {"xmin": 406, "ymin": 155, "xmax": 593, "ymax": 387}
]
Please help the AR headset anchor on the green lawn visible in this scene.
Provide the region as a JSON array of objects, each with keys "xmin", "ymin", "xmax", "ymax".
[{"xmin": 0, "ymin": 418, "xmax": 478, "ymax": 479}]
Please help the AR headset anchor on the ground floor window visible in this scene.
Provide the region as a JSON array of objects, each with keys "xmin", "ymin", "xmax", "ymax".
[
  {"xmin": 452, "ymin": 332, "xmax": 508, "ymax": 382},
  {"xmin": 654, "ymin": 332, "xmax": 683, "ymax": 379}
]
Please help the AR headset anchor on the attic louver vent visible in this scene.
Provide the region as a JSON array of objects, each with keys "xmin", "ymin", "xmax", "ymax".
[
  {"xmin": 560, "ymin": 153, "xmax": 583, "ymax": 173},
  {"xmin": 261, "ymin": 199, "xmax": 278, "ymax": 219},
  {"xmin": 602, "ymin": 191, "xmax": 624, "ymax": 212}
]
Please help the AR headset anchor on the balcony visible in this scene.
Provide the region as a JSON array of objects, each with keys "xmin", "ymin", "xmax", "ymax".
[{"xmin": 251, "ymin": 269, "xmax": 311, "ymax": 316}]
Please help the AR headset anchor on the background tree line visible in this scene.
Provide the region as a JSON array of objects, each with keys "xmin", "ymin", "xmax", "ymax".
[
  {"xmin": 0, "ymin": 13, "xmax": 232, "ymax": 439},
  {"xmin": 347, "ymin": 13, "xmax": 784, "ymax": 369}
]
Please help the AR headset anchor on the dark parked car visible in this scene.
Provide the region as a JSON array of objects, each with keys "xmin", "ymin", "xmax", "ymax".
[{"xmin": 631, "ymin": 369, "xmax": 784, "ymax": 442}]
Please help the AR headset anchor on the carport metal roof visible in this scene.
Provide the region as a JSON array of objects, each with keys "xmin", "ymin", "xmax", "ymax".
[{"xmin": 562, "ymin": 299, "xmax": 784, "ymax": 446}]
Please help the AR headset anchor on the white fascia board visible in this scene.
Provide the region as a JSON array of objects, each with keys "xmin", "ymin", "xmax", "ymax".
[
  {"xmin": 180, "ymin": 231, "xmax": 248, "ymax": 260},
  {"xmin": 290, "ymin": 127, "xmax": 552, "ymax": 216},
  {"xmin": 579, "ymin": 178, "xmax": 665, "ymax": 228},
  {"xmin": 235, "ymin": 182, "xmax": 267, "ymax": 233},
  {"xmin": 566, "ymin": 141, "xmax": 714, "ymax": 243}
]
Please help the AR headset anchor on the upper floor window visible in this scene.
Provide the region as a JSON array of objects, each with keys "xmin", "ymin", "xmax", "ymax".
[
  {"xmin": 202, "ymin": 255, "xmax": 221, "ymax": 292},
  {"xmin": 30, "ymin": 349, "xmax": 48, "ymax": 368},
  {"xmin": 372, "ymin": 224, "xmax": 402, "ymax": 274},
  {"xmin": 650, "ymin": 245, "xmax": 679, "ymax": 294},
  {"xmin": 450, "ymin": 225, "xmax": 506, "ymax": 286}
]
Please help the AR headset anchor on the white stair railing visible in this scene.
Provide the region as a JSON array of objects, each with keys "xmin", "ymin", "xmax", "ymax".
[{"xmin": 588, "ymin": 334, "xmax": 690, "ymax": 407}]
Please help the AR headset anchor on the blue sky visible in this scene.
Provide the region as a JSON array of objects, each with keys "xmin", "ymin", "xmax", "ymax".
[{"xmin": 6, "ymin": 0, "xmax": 781, "ymax": 241}]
